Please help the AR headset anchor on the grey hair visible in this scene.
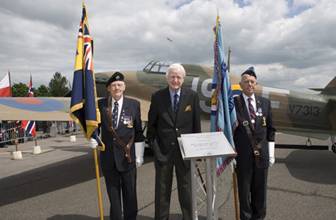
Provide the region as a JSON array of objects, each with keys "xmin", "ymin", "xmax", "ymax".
[{"xmin": 166, "ymin": 63, "xmax": 186, "ymax": 78}]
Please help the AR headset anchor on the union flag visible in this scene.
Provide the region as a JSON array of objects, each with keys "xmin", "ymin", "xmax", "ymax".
[{"xmin": 70, "ymin": 3, "xmax": 104, "ymax": 149}]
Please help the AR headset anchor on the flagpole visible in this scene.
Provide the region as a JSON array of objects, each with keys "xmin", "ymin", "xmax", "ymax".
[
  {"xmin": 227, "ymin": 48, "xmax": 240, "ymax": 220},
  {"xmin": 227, "ymin": 46, "xmax": 240, "ymax": 220},
  {"xmin": 70, "ymin": 3, "xmax": 105, "ymax": 219},
  {"xmin": 93, "ymin": 148, "xmax": 104, "ymax": 220},
  {"xmin": 8, "ymin": 70, "xmax": 12, "ymax": 96},
  {"xmin": 227, "ymin": 48, "xmax": 231, "ymax": 73},
  {"xmin": 231, "ymin": 163, "xmax": 239, "ymax": 220}
]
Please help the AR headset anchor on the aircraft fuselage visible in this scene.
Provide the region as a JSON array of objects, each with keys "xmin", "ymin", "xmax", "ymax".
[{"xmin": 95, "ymin": 69, "xmax": 336, "ymax": 139}]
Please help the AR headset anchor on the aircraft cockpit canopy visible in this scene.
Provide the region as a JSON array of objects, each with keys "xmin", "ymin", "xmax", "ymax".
[
  {"xmin": 143, "ymin": 60, "xmax": 208, "ymax": 77},
  {"xmin": 143, "ymin": 61, "xmax": 170, "ymax": 75}
]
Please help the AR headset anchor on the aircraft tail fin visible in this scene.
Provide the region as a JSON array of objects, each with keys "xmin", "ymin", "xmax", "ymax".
[{"xmin": 310, "ymin": 76, "xmax": 336, "ymax": 95}]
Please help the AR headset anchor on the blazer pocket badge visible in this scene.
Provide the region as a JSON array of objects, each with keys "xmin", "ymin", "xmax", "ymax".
[{"xmin": 184, "ymin": 105, "xmax": 192, "ymax": 112}]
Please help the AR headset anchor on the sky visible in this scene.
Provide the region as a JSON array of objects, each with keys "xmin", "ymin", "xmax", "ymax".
[{"xmin": 0, "ymin": 0, "xmax": 335, "ymax": 91}]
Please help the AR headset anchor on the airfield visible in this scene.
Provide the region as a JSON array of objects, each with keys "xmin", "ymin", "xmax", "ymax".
[{"xmin": 0, "ymin": 128, "xmax": 335, "ymax": 220}]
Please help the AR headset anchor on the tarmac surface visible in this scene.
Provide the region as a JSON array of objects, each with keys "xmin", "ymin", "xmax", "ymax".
[{"xmin": 0, "ymin": 132, "xmax": 336, "ymax": 220}]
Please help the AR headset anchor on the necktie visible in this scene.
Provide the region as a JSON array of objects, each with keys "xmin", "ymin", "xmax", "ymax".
[
  {"xmin": 248, "ymin": 97, "xmax": 256, "ymax": 124},
  {"xmin": 112, "ymin": 101, "xmax": 119, "ymax": 128},
  {"xmin": 173, "ymin": 93, "xmax": 179, "ymax": 113}
]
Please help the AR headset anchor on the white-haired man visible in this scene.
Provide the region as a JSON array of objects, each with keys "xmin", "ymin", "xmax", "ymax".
[
  {"xmin": 147, "ymin": 63, "xmax": 201, "ymax": 220},
  {"xmin": 90, "ymin": 72, "xmax": 145, "ymax": 220}
]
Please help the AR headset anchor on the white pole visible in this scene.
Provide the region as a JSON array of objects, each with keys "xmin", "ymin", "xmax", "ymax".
[
  {"xmin": 191, "ymin": 159, "xmax": 198, "ymax": 220},
  {"xmin": 206, "ymin": 158, "xmax": 213, "ymax": 220},
  {"xmin": 212, "ymin": 159, "xmax": 218, "ymax": 220}
]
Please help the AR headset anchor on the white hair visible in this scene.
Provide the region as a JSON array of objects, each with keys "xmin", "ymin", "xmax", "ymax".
[{"xmin": 166, "ymin": 63, "xmax": 186, "ymax": 78}]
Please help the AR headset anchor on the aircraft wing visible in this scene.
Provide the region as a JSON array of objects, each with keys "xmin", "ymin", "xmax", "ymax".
[
  {"xmin": 0, "ymin": 96, "xmax": 150, "ymax": 122},
  {"xmin": 277, "ymin": 127, "xmax": 331, "ymax": 140},
  {"xmin": 0, "ymin": 97, "xmax": 70, "ymax": 121}
]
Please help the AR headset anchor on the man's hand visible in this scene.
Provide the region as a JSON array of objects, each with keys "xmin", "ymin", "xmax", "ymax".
[
  {"xmin": 136, "ymin": 157, "xmax": 143, "ymax": 168},
  {"xmin": 268, "ymin": 142, "xmax": 275, "ymax": 167},
  {"xmin": 135, "ymin": 142, "xmax": 145, "ymax": 168},
  {"xmin": 89, "ymin": 138, "xmax": 98, "ymax": 149}
]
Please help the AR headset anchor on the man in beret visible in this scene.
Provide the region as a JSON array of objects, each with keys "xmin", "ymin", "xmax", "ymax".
[
  {"xmin": 233, "ymin": 66, "xmax": 276, "ymax": 220},
  {"xmin": 90, "ymin": 72, "xmax": 144, "ymax": 220}
]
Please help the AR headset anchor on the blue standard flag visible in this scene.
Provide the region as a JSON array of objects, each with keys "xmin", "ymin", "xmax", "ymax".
[
  {"xmin": 211, "ymin": 15, "xmax": 238, "ymax": 176},
  {"xmin": 70, "ymin": 4, "xmax": 103, "ymax": 149}
]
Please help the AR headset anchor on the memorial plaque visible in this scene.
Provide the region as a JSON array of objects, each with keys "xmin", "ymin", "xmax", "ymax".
[{"xmin": 179, "ymin": 132, "xmax": 236, "ymax": 159}]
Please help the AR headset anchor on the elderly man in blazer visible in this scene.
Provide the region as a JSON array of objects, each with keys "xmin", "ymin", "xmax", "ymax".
[
  {"xmin": 234, "ymin": 67, "xmax": 276, "ymax": 220},
  {"xmin": 90, "ymin": 72, "xmax": 144, "ymax": 220},
  {"xmin": 147, "ymin": 63, "xmax": 201, "ymax": 220}
]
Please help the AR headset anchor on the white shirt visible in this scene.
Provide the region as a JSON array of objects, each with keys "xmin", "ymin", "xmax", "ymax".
[
  {"xmin": 111, "ymin": 96, "xmax": 123, "ymax": 128},
  {"xmin": 242, "ymin": 93, "xmax": 256, "ymax": 118}
]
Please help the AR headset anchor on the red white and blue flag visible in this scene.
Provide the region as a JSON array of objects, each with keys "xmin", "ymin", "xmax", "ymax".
[
  {"xmin": 21, "ymin": 120, "xmax": 36, "ymax": 137},
  {"xmin": 211, "ymin": 16, "xmax": 238, "ymax": 176},
  {"xmin": 70, "ymin": 4, "xmax": 104, "ymax": 149},
  {"xmin": 0, "ymin": 72, "xmax": 11, "ymax": 97},
  {"xmin": 21, "ymin": 75, "xmax": 36, "ymax": 137},
  {"xmin": 28, "ymin": 74, "xmax": 34, "ymax": 97}
]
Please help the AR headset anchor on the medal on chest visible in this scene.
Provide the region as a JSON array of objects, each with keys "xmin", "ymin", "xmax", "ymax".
[
  {"xmin": 256, "ymin": 107, "xmax": 263, "ymax": 117},
  {"xmin": 121, "ymin": 110, "xmax": 133, "ymax": 128}
]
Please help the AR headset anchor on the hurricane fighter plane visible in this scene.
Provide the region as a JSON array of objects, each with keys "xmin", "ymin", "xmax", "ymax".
[{"xmin": 0, "ymin": 61, "xmax": 335, "ymax": 152}]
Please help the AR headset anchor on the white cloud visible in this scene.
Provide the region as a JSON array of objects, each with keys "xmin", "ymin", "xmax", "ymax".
[
  {"xmin": 0, "ymin": 0, "xmax": 334, "ymax": 91},
  {"xmin": 292, "ymin": 0, "xmax": 318, "ymax": 8}
]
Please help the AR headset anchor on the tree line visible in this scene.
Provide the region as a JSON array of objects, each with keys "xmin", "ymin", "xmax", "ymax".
[{"xmin": 12, "ymin": 72, "xmax": 70, "ymax": 97}]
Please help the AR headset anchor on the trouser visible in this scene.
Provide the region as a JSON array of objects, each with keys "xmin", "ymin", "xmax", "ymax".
[
  {"xmin": 154, "ymin": 150, "xmax": 192, "ymax": 220},
  {"xmin": 236, "ymin": 162, "xmax": 268, "ymax": 220},
  {"xmin": 104, "ymin": 168, "xmax": 137, "ymax": 220}
]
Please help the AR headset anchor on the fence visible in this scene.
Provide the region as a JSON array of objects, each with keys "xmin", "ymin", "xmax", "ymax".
[{"xmin": 0, "ymin": 121, "xmax": 80, "ymax": 147}]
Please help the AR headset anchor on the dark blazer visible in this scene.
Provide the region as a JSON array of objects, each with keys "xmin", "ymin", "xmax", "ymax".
[
  {"xmin": 147, "ymin": 87, "xmax": 201, "ymax": 162},
  {"xmin": 98, "ymin": 97, "xmax": 144, "ymax": 173},
  {"xmin": 234, "ymin": 94, "xmax": 276, "ymax": 169}
]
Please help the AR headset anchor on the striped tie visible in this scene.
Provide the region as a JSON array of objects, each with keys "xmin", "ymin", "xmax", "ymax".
[
  {"xmin": 248, "ymin": 97, "xmax": 256, "ymax": 123},
  {"xmin": 112, "ymin": 101, "xmax": 119, "ymax": 128},
  {"xmin": 173, "ymin": 93, "xmax": 179, "ymax": 113}
]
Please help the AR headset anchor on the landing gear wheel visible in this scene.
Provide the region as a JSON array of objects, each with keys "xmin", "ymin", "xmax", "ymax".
[{"xmin": 332, "ymin": 143, "xmax": 336, "ymax": 154}]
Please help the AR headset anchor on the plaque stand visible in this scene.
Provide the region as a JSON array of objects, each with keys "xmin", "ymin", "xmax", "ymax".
[{"xmin": 180, "ymin": 132, "xmax": 236, "ymax": 220}]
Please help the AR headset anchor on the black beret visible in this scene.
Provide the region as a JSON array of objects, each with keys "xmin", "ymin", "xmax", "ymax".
[
  {"xmin": 241, "ymin": 66, "xmax": 257, "ymax": 79},
  {"xmin": 106, "ymin": 72, "xmax": 124, "ymax": 87}
]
